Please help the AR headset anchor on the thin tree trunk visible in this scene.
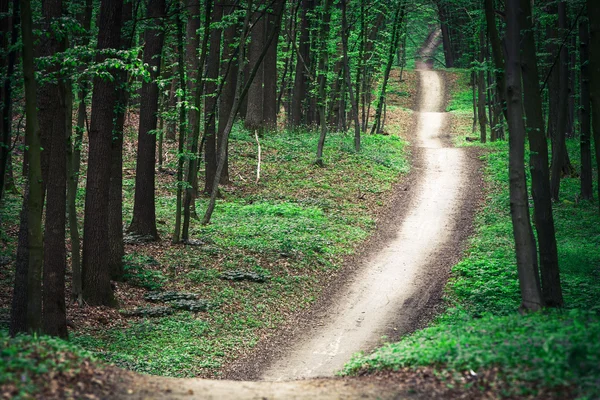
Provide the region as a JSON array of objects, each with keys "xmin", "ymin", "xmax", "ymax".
[
  {"xmin": 341, "ymin": 0, "xmax": 360, "ymax": 151},
  {"xmin": 484, "ymin": 0, "xmax": 507, "ymax": 121},
  {"xmin": 263, "ymin": 2, "xmax": 283, "ymax": 131},
  {"xmin": 519, "ymin": 0, "xmax": 563, "ymax": 308},
  {"xmin": 172, "ymin": 7, "xmax": 187, "ymax": 244},
  {"xmin": 315, "ymin": 0, "xmax": 333, "ymax": 166},
  {"xmin": 182, "ymin": 0, "xmax": 212, "ymax": 241},
  {"xmin": 477, "ymin": 27, "xmax": 487, "ymax": 143},
  {"xmin": 437, "ymin": 1, "xmax": 454, "ymax": 68},
  {"xmin": 203, "ymin": 0, "xmax": 286, "ymax": 225},
  {"xmin": 580, "ymin": 20, "xmax": 593, "ymax": 200},
  {"xmin": 291, "ymin": 0, "xmax": 311, "ymax": 127},
  {"xmin": 0, "ymin": 0, "xmax": 18, "ymax": 203},
  {"xmin": 505, "ymin": 0, "xmax": 544, "ymax": 312},
  {"xmin": 370, "ymin": 5, "xmax": 404, "ymax": 136}
]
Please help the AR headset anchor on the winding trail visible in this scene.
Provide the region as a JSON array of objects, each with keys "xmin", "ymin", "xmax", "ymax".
[
  {"xmin": 259, "ymin": 68, "xmax": 467, "ymax": 381},
  {"xmin": 113, "ymin": 48, "xmax": 480, "ymax": 399}
]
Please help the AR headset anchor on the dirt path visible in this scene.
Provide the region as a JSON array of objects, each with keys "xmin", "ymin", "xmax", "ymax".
[
  {"xmin": 107, "ymin": 50, "xmax": 483, "ymax": 397},
  {"xmin": 253, "ymin": 69, "xmax": 468, "ymax": 381}
]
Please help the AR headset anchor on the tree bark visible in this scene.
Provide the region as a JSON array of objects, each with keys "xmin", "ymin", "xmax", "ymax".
[
  {"xmin": 341, "ymin": 0, "xmax": 360, "ymax": 151},
  {"xmin": 38, "ymin": 0, "xmax": 68, "ymax": 338},
  {"xmin": 436, "ymin": 1, "xmax": 454, "ymax": 68},
  {"xmin": 291, "ymin": 0, "xmax": 311, "ymax": 127},
  {"xmin": 203, "ymin": 2, "xmax": 223, "ymax": 193},
  {"xmin": 477, "ymin": 27, "xmax": 487, "ymax": 143},
  {"xmin": 128, "ymin": 0, "xmax": 165, "ymax": 239},
  {"xmin": 519, "ymin": 0, "xmax": 563, "ymax": 308},
  {"xmin": 505, "ymin": 0, "xmax": 544, "ymax": 312},
  {"xmin": 20, "ymin": 0, "xmax": 44, "ymax": 332},
  {"xmin": 217, "ymin": 2, "xmax": 239, "ymax": 184},
  {"xmin": 182, "ymin": 0, "xmax": 212, "ymax": 241},
  {"xmin": 245, "ymin": 10, "xmax": 266, "ymax": 132},
  {"xmin": 67, "ymin": 0, "xmax": 92, "ymax": 304},
  {"xmin": 263, "ymin": 2, "xmax": 283, "ymax": 131},
  {"xmin": 82, "ymin": 0, "xmax": 123, "ymax": 306},
  {"xmin": 315, "ymin": 0, "xmax": 334, "ymax": 166}
]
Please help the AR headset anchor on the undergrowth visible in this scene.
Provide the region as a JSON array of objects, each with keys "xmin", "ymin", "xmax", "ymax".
[
  {"xmin": 69, "ymin": 124, "xmax": 409, "ymax": 377},
  {"xmin": 343, "ymin": 140, "xmax": 600, "ymax": 398},
  {"xmin": 0, "ymin": 332, "xmax": 95, "ymax": 398}
]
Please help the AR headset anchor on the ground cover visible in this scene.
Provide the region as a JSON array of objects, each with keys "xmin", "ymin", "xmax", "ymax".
[
  {"xmin": 0, "ymin": 90, "xmax": 414, "ymax": 384},
  {"xmin": 344, "ymin": 124, "xmax": 600, "ymax": 398}
]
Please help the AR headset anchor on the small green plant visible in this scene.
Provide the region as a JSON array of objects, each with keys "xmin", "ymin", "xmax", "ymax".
[{"xmin": 123, "ymin": 253, "xmax": 166, "ymax": 291}]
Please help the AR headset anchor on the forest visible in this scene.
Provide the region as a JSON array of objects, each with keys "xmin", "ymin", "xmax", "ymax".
[{"xmin": 0, "ymin": 0, "xmax": 599, "ymax": 398}]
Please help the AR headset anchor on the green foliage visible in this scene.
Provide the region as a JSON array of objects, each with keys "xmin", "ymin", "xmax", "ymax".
[
  {"xmin": 122, "ymin": 253, "xmax": 166, "ymax": 291},
  {"xmin": 72, "ymin": 315, "xmax": 213, "ymax": 376},
  {"xmin": 344, "ymin": 140, "xmax": 600, "ymax": 398},
  {"xmin": 0, "ymin": 331, "xmax": 94, "ymax": 398},
  {"xmin": 76, "ymin": 124, "xmax": 409, "ymax": 378},
  {"xmin": 344, "ymin": 310, "xmax": 600, "ymax": 397},
  {"xmin": 446, "ymin": 70, "xmax": 473, "ymax": 113}
]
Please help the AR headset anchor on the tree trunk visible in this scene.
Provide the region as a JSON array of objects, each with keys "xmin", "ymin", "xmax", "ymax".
[
  {"xmin": 203, "ymin": 0, "xmax": 286, "ymax": 225},
  {"xmin": 341, "ymin": 0, "xmax": 360, "ymax": 151},
  {"xmin": 588, "ymin": 0, "xmax": 600, "ymax": 212},
  {"xmin": 505, "ymin": 0, "xmax": 544, "ymax": 312},
  {"xmin": 128, "ymin": 0, "xmax": 165, "ymax": 240},
  {"xmin": 203, "ymin": 2, "xmax": 223, "ymax": 193},
  {"xmin": 477, "ymin": 27, "xmax": 487, "ymax": 143},
  {"xmin": 82, "ymin": 0, "xmax": 123, "ymax": 307},
  {"xmin": 245, "ymin": 11, "xmax": 266, "ymax": 132},
  {"xmin": 291, "ymin": 0, "xmax": 311, "ymax": 127},
  {"xmin": 21, "ymin": 0, "xmax": 44, "ymax": 332},
  {"xmin": 108, "ymin": 0, "xmax": 133, "ymax": 281},
  {"xmin": 437, "ymin": 1, "xmax": 454, "ymax": 68},
  {"xmin": 315, "ymin": 0, "xmax": 333, "ymax": 166},
  {"xmin": 370, "ymin": 5, "xmax": 404, "ymax": 136},
  {"xmin": 0, "ymin": 0, "xmax": 18, "ymax": 203},
  {"xmin": 38, "ymin": 0, "xmax": 68, "ymax": 338},
  {"xmin": 263, "ymin": 3, "xmax": 283, "ymax": 131},
  {"xmin": 550, "ymin": 1, "xmax": 570, "ymax": 200},
  {"xmin": 67, "ymin": 0, "xmax": 92, "ymax": 304},
  {"xmin": 217, "ymin": 2, "xmax": 238, "ymax": 184},
  {"xmin": 580, "ymin": 20, "xmax": 593, "ymax": 200},
  {"xmin": 519, "ymin": 0, "xmax": 563, "ymax": 308},
  {"xmin": 172, "ymin": 6, "xmax": 187, "ymax": 244}
]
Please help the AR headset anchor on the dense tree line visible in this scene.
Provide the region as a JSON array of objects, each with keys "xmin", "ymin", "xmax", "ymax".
[
  {"xmin": 1, "ymin": 0, "xmax": 599, "ymax": 338},
  {"xmin": 1, "ymin": 0, "xmax": 409, "ymax": 337}
]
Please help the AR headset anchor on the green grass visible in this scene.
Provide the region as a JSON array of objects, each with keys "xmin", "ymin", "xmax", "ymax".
[
  {"xmin": 0, "ymin": 331, "xmax": 95, "ymax": 398},
  {"xmin": 445, "ymin": 69, "xmax": 472, "ymax": 113},
  {"xmin": 69, "ymin": 123, "xmax": 409, "ymax": 378},
  {"xmin": 343, "ymin": 140, "xmax": 600, "ymax": 398}
]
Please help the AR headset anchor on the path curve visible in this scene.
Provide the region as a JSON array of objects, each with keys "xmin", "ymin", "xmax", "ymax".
[{"xmin": 257, "ymin": 69, "xmax": 468, "ymax": 381}]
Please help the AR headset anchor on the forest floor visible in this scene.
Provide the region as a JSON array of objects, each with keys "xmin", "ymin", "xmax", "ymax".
[{"xmin": 98, "ymin": 64, "xmax": 484, "ymax": 398}]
